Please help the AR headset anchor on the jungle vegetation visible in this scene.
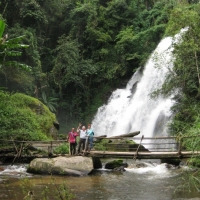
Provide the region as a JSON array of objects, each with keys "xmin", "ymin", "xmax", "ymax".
[{"xmin": 0, "ymin": 0, "xmax": 171, "ymax": 131}]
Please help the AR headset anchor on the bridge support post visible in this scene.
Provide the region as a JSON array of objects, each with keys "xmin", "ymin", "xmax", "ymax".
[
  {"xmin": 133, "ymin": 135, "xmax": 144, "ymax": 160},
  {"xmin": 48, "ymin": 141, "xmax": 53, "ymax": 157},
  {"xmin": 178, "ymin": 137, "xmax": 182, "ymax": 156}
]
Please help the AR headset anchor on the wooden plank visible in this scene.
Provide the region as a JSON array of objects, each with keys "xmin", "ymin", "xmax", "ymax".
[{"xmin": 88, "ymin": 150, "xmax": 200, "ymax": 159}]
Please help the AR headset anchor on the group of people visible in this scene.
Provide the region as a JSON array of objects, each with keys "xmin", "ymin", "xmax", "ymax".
[{"xmin": 67, "ymin": 123, "xmax": 94, "ymax": 155}]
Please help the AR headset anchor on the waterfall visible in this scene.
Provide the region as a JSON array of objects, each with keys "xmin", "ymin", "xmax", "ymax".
[{"xmin": 92, "ymin": 36, "xmax": 176, "ymax": 138}]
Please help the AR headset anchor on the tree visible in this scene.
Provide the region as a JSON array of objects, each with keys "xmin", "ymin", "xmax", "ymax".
[
  {"xmin": 154, "ymin": 3, "xmax": 200, "ymax": 144},
  {"xmin": 163, "ymin": 3, "xmax": 200, "ymax": 98},
  {"xmin": 0, "ymin": 20, "xmax": 30, "ymax": 72}
]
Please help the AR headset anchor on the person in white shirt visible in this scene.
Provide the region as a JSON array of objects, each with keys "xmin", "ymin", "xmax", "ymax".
[{"xmin": 77, "ymin": 124, "xmax": 87, "ymax": 154}]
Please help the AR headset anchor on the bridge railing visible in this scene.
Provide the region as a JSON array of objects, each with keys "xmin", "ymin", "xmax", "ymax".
[
  {"xmin": 90, "ymin": 136, "xmax": 179, "ymax": 153},
  {"xmin": 90, "ymin": 134, "xmax": 200, "ymax": 155},
  {"xmin": 0, "ymin": 139, "xmax": 66, "ymax": 158},
  {"xmin": 133, "ymin": 136, "xmax": 178, "ymax": 152}
]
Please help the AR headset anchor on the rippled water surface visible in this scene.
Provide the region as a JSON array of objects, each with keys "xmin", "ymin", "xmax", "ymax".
[{"xmin": 0, "ymin": 160, "xmax": 199, "ymax": 200}]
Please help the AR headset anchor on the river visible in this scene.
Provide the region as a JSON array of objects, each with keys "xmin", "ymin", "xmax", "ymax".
[{"xmin": 0, "ymin": 159, "xmax": 199, "ymax": 200}]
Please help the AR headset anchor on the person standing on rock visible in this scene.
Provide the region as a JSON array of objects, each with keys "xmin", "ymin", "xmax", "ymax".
[
  {"xmin": 67, "ymin": 127, "xmax": 79, "ymax": 155},
  {"xmin": 77, "ymin": 124, "xmax": 87, "ymax": 155}
]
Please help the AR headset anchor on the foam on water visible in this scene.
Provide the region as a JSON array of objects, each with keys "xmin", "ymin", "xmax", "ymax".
[
  {"xmin": 0, "ymin": 165, "xmax": 31, "ymax": 179},
  {"xmin": 126, "ymin": 163, "xmax": 169, "ymax": 174},
  {"xmin": 124, "ymin": 162, "xmax": 185, "ymax": 179}
]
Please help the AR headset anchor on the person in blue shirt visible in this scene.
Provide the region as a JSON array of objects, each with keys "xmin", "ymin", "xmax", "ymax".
[{"xmin": 86, "ymin": 124, "xmax": 94, "ymax": 152}]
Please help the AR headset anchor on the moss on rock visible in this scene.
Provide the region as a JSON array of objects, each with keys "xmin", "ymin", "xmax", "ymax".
[
  {"xmin": 0, "ymin": 91, "xmax": 57, "ymax": 140},
  {"xmin": 105, "ymin": 159, "xmax": 123, "ymax": 169}
]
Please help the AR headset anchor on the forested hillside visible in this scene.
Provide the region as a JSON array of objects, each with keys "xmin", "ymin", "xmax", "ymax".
[
  {"xmin": 0, "ymin": 0, "xmax": 171, "ymax": 131},
  {"xmin": 0, "ymin": 0, "xmax": 200, "ymax": 148}
]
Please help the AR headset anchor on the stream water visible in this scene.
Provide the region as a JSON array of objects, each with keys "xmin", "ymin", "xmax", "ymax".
[{"xmin": 0, "ymin": 160, "xmax": 199, "ymax": 200}]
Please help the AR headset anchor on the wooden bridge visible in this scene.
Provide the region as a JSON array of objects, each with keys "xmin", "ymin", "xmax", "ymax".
[
  {"xmin": 85, "ymin": 135, "xmax": 200, "ymax": 159},
  {"xmin": 0, "ymin": 135, "xmax": 199, "ymax": 164}
]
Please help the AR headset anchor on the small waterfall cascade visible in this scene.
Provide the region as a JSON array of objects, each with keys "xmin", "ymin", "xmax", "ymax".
[{"xmin": 92, "ymin": 36, "xmax": 176, "ymax": 138}]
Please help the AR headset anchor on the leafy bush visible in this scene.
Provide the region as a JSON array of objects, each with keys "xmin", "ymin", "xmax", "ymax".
[
  {"xmin": 94, "ymin": 139, "xmax": 110, "ymax": 151},
  {"xmin": 0, "ymin": 91, "xmax": 56, "ymax": 141},
  {"xmin": 19, "ymin": 177, "xmax": 74, "ymax": 200},
  {"xmin": 53, "ymin": 143, "xmax": 69, "ymax": 154},
  {"xmin": 94, "ymin": 138, "xmax": 135, "ymax": 151}
]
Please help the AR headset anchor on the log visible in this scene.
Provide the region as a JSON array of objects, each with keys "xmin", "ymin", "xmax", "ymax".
[
  {"xmin": 94, "ymin": 135, "xmax": 107, "ymax": 142},
  {"xmin": 108, "ymin": 131, "xmax": 140, "ymax": 139},
  {"xmin": 96, "ymin": 135, "xmax": 107, "ymax": 138}
]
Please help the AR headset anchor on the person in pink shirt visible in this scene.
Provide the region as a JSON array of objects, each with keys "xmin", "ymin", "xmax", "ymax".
[{"xmin": 67, "ymin": 128, "xmax": 79, "ymax": 155}]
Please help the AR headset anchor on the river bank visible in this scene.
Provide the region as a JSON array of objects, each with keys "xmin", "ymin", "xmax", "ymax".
[{"xmin": 0, "ymin": 159, "xmax": 199, "ymax": 200}]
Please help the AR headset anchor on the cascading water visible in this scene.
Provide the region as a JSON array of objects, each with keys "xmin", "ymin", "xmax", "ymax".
[{"xmin": 92, "ymin": 36, "xmax": 176, "ymax": 138}]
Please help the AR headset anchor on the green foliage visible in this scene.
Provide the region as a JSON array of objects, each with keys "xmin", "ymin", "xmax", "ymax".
[
  {"xmin": 53, "ymin": 143, "xmax": 69, "ymax": 154},
  {"xmin": 94, "ymin": 139, "xmax": 110, "ymax": 151},
  {"xmin": 40, "ymin": 91, "xmax": 58, "ymax": 113},
  {"xmin": 175, "ymin": 169, "xmax": 200, "ymax": 193},
  {"xmin": 6, "ymin": 24, "xmax": 45, "ymax": 95},
  {"xmin": 152, "ymin": 3, "xmax": 200, "ymax": 170},
  {"xmin": 0, "ymin": 91, "xmax": 56, "ymax": 140},
  {"xmin": 163, "ymin": 4, "xmax": 200, "ymax": 99},
  {"xmin": 0, "ymin": 20, "xmax": 5, "ymax": 38},
  {"xmin": 0, "ymin": 0, "xmax": 172, "ymax": 127},
  {"xmin": 20, "ymin": 0, "xmax": 48, "ymax": 27},
  {"xmin": 94, "ymin": 138, "xmax": 135, "ymax": 151},
  {"xmin": 19, "ymin": 176, "xmax": 74, "ymax": 200},
  {"xmin": 0, "ymin": 20, "xmax": 31, "ymax": 72}
]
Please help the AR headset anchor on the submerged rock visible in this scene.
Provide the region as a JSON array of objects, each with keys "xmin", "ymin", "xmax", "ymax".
[
  {"xmin": 105, "ymin": 159, "xmax": 123, "ymax": 169},
  {"xmin": 113, "ymin": 166, "xmax": 126, "ymax": 172},
  {"xmin": 27, "ymin": 156, "xmax": 94, "ymax": 176},
  {"xmin": 105, "ymin": 159, "xmax": 128, "ymax": 170},
  {"xmin": 136, "ymin": 163, "xmax": 149, "ymax": 168}
]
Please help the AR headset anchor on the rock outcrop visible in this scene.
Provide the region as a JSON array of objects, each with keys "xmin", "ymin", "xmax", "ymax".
[{"xmin": 27, "ymin": 156, "xmax": 95, "ymax": 176}]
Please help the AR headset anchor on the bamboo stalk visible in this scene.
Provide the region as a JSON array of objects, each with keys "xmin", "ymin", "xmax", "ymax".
[{"xmin": 133, "ymin": 135, "xmax": 144, "ymax": 160}]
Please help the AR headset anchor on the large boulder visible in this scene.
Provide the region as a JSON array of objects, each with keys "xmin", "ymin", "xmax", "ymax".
[{"xmin": 27, "ymin": 156, "xmax": 94, "ymax": 176}]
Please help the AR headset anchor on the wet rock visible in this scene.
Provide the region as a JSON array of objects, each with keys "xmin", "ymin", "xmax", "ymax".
[
  {"xmin": 136, "ymin": 163, "xmax": 149, "ymax": 168},
  {"xmin": 92, "ymin": 157, "xmax": 102, "ymax": 169},
  {"xmin": 161, "ymin": 158, "xmax": 181, "ymax": 166},
  {"xmin": 165, "ymin": 163, "xmax": 176, "ymax": 169},
  {"xmin": 105, "ymin": 159, "xmax": 123, "ymax": 169},
  {"xmin": 27, "ymin": 156, "xmax": 94, "ymax": 176},
  {"xmin": 105, "ymin": 160, "xmax": 128, "ymax": 171},
  {"xmin": 0, "ymin": 166, "xmax": 4, "ymax": 171},
  {"xmin": 179, "ymin": 160, "xmax": 187, "ymax": 166},
  {"xmin": 113, "ymin": 166, "xmax": 126, "ymax": 172},
  {"xmin": 122, "ymin": 162, "xmax": 128, "ymax": 168}
]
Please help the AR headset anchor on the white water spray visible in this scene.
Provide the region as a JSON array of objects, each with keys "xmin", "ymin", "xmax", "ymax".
[{"xmin": 92, "ymin": 36, "xmax": 177, "ymax": 138}]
